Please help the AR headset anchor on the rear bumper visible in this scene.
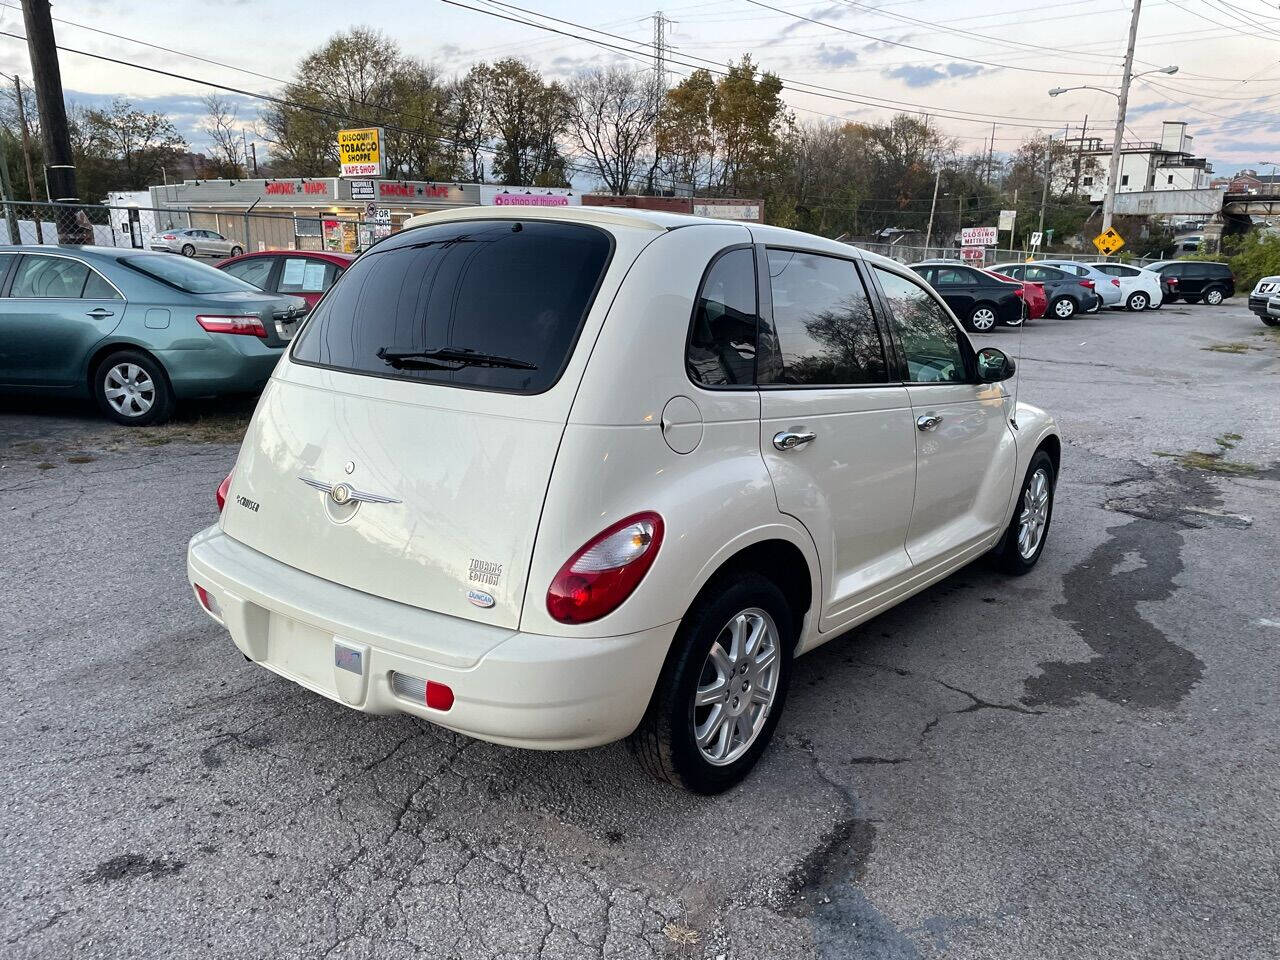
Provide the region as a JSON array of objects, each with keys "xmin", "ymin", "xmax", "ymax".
[
  {"xmin": 186, "ymin": 526, "xmax": 675, "ymax": 750},
  {"xmin": 158, "ymin": 338, "xmax": 284, "ymax": 398}
]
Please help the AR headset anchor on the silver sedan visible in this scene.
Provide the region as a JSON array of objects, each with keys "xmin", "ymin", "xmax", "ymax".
[{"xmin": 149, "ymin": 227, "xmax": 243, "ymax": 259}]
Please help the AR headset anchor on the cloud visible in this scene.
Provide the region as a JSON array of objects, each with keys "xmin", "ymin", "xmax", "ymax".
[
  {"xmin": 812, "ymin": 43, "xmax": 859, "ymax": 68},
  {"xmin": 1125, "ymin": 100, "xmax": 1179, "ymax": 118},
  {"xmin": 883, "ymin": 62, "xmax": 983, "ymax": 87},
  {"xmin": 64, "ymin": 90, "xmax": 260, "ymax": 153}
]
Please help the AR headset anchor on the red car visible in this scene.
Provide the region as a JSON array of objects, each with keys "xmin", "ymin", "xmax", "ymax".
[
  {"xmin": 985, "ymin": 269, "xmax": 1045, "ymax": 321},
  {"xmin": 216, "ymin": 250, "xmax": 355, "ymax": 310}
]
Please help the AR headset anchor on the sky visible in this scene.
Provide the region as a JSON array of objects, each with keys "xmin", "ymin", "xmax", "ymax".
[{"xmin": 0, "ymin": 0, "xmax": 1276, "ymax": 178}]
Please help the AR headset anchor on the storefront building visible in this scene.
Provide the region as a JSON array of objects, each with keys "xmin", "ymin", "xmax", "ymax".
[{"xmin": 141, "ymin": 179, "xmax": 580, "ymax": 252}]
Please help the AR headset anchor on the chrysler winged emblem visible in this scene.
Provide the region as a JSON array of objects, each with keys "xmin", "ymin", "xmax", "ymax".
[{"xmin": 298, "ymin": 476, "xmax": 401, "ymax": 505}]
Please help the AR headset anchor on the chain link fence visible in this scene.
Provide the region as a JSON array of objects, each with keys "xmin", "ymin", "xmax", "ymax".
[{"xmin": 0, "ymin": 200, "xmax": 395, "ymax": 255}]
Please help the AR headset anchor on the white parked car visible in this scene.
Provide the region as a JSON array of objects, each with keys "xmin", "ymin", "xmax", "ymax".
[
  {"xmin": 187, "ymin": 207, "xmax": 1061, "ymax": 793},
  {"xmin": 1034, "ymin": 260, "xmax": 1124, "ymax": 309},
  {"xmin": 1089, "ymin": 262, "xmax": 1164, "ymax": 311}
]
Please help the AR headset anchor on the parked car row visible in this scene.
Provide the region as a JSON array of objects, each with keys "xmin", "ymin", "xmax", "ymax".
[{"xmin": 910, "ymin": 256, "xmax": 1238, "ymax": 332}]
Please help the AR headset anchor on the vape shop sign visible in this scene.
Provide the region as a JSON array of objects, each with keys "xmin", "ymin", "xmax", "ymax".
[{"xmin": 337, "ymin": 128, "xmax": 385, "ymax": 178}]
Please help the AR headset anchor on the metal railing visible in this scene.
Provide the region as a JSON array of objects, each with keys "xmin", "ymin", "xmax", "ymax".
[{"xmin": 0, "ymin": 200, "xmax": 395, "ymax": 255}]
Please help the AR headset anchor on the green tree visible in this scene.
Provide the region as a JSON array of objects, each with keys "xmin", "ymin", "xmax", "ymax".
[
  {"xmin": 486, "ymin": 58, "xmax": 571, "ymax": 186},
  {"xmin": 263, "ymin": 28, "xmax": 457, "ymax": 179},
  {"xmin": 71, "ymin": 99, "xmax": 186, "ymax": 200},
  {"xmin": 656, "ymin": 68, "xmax": 716, "ymax": 191}
]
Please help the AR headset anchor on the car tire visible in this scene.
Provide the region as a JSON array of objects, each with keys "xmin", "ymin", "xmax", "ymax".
[
  {"xmin": 92, "ymin": 350, "xmax": 174, "ymax": 426},
  {"xmin": 991, "ymin": 449, "xmax": 1055, "ymax": 576},
  {"xmin": 1050, "ymin": 296, "xmax": 1076, "ymax": 320},
  {"xmin": 628, "ymin": 571, "xmax": 794, "ymax": 794},
  {"xmin": 180, "ymin": 244, "xmax": 195, "ymax": 257},
  {"xmin": 230, "ymin": 246, "xmax": 243, "ymax": 257},
  {"xmin": 967, "ymin": 304, "xmax": 999, "ymax": 332},
  {"xmin": 1126, "ymin": 292, "xmax": 1150, "ymax": 311},
  {"xmin": 1203, "ymin": 286, "xmax": 1225, "ymax": 306}
]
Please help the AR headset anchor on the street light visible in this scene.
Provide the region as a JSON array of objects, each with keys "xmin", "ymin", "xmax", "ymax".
[{"xmin": 1048, "ymin": 1, "xmax": 1177, "ymax": 231}]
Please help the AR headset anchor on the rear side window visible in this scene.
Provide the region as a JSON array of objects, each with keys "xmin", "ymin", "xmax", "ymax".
[
  {"xmin": 687, "ymin": 247, "xmax": 758, "ymax": 387},
  {"xmin": 761, "ymin": 249, "xmax": 887, "ymax": 386},
  {"xmin": 222, "ymin": 257, "xmax": 274, "ymax": 289},
  {"xmin": 291, "ymin": 220, "xmax": 612, "ymax": 394},
  {"xmin": 10, "ymin": 256, "xmax": 89, "ymax": 298},
  {"xmin": 278, "ymin": 257, "xmax": 339, "ymax": 294}
]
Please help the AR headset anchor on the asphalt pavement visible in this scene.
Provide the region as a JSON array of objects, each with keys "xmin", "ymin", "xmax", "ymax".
[{"xmin": 2, "ymin": 299, "xmax": 1278, "ymax": 959}]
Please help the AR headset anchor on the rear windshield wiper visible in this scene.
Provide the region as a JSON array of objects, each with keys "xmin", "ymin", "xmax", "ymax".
[{"xmin": 376, "ymin": 346, "xmax": 538, "ymax": 370}]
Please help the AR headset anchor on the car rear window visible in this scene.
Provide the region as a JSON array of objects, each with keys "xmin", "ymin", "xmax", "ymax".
[
  {"xmin": 291, "ymin": 219, "xmax": 612, "ymax": 394},
  {"xmin": 120, "ymin": 255, "xmax": 258, "ymax": 294}
]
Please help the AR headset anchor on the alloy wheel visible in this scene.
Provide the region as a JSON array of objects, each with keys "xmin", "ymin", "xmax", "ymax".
[
  {"xmin": 1130, "ymin": 293, "xmax": 1148, "ymax": 310},
  {"xmin": 1017, "ymin": 468, "xmax": 1051, "ymax": 560},
  {"xmin": 103, "ymin": 363, "xmax": 156, "ymax": 418},
  {"xmin": 971, "ymin": 307, "xmax": 997, "ymax": 331},
  {"xmin": 693, "ymin": 608, "xmax": 781, "ymax": 767},
  {"xmin": 1054, "ymin": 299, "xmax": 1074, "ymax": 318},
  {"xmin": 1206, "ymin": 288, "xmax": 1224, "ymax": 305}
]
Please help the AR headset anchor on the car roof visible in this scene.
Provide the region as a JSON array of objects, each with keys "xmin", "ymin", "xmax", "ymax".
[
  {"xmin": 0, "ymin": 244, "xmax": 163, "ymax": 261},
  {"xmin": 403, "ymin": 204, "xmax": 731, "ymax": 233}
]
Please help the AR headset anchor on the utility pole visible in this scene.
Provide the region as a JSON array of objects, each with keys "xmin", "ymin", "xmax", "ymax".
[
  {"xmin": 249, "ymin": 141, "xmax": 258, "ymax": 176},
  {"xmin": 985, "ymin": 122, "xmax": 995, "ymax": 186},
  {"xmin": 1038, "ymin": 138, "xmax": 1052, "ymax": 238},
  {"xmin": 1072, "ymin": 114, "xmax": 1088, "ymax": 197},
  {"xmin": 924, "ymin": 167, "xmax": 941, "ymax": 251},
  {"xmin": 13, "ymin": 75, "xmax": 43, "ymax": 243},
  {"xmin": 1103, "ymin": 0, "xmax": 1142, "ymax": 231},
  {"xmin": 0, "ymin": 139, "xmax": 18, "ymax": 243},
  {"xmin": 21, "ymin": 0, "xmax": 78, "ymax": 239}
]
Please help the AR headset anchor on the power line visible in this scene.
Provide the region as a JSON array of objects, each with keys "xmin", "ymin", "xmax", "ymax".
[
  {"xmin": 0, "ymin": 28, "xmax": 611, "ymax": 182},
  {"xmin": 737, "ymin": 0, "xmax": 1125, "ymax": 77},
  {"xmin": 446, "ymin": 0, "xmax": 1076, "ymax": 130}
]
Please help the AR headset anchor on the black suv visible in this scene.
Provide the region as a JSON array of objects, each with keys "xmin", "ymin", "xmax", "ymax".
[
  {"xmin": 909, "ymin": 262, "xmax": 1024, "ymax": 331},
  {"xmin": 1147, "ymin": 260, "xmax": 1235, "ymax": 305},
  {"xmin": 992, "ymin": 262, "xmax": 1101, "ymax": 319}
]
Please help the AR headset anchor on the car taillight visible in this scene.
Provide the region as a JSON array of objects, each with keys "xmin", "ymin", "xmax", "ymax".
[
  {"xmin": 161, "ymin": 233, "xmax": 176, "ymax": 240},
  {"xmin": 1167, "ymin": 277, "xmax": 1179, "ymax": 286},
  {"xmin": 1111, "ymin": 277, "xmax": 1121, "ymax": 287},
  {"xmin": 194, "ymin": 583, "xmax": 221, "ymax": 618},
  {"xmin": 198, "ymin": 314, "xmax": 267, "ymax": 338},
  {"xmin": 547, "ymin": 512, "xmax": 664, "ymax": 624},
  {"xmin": 216, "ymin": 471, "xmax": 233, "ymax": 512},
  {"xmin": 1080, "ymin": 279, "xmax": 1095, "ymax": 289},
  {"xmin": 1012, "ymin": 287, "xmax": 1023, "ymax": 297}
]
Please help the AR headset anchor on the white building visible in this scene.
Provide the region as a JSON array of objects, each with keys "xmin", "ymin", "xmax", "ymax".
[{"xmin": 1061, "ymin": 121, "xmax": 1214, "ymax": 201}]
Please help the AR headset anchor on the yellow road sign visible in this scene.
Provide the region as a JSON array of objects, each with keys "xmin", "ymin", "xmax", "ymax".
[{"xmin": 1093, "ymin": 226, "xmax": 1125, "ymax": 256}]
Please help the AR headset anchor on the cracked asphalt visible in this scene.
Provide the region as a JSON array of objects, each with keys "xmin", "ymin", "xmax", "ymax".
[{"xmin": 3, "ymin": 300, "xmax": 1279, "ymax": 959}]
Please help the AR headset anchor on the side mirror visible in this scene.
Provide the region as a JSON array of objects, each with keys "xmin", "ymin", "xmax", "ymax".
[{"xmin": 976, "ymin": 346, "xmax": 1016, "ymax": 383}]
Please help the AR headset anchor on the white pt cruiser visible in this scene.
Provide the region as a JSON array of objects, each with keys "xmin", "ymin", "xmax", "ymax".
[{"xmin": 188, "ymin": 207, "xmax": 1060, "ymax": 794}]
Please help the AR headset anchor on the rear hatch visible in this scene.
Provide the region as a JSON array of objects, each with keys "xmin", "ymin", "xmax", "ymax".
[{"xmin": 219, "ymin": 216, "xmax": 623, "ymax": 630}]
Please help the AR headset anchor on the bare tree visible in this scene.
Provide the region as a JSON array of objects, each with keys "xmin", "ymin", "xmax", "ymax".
[
  {"xmin": 202, "ymin": 94, "xmax": 245, "ymax": 178},
  {"xmin": 568, "ymin": 66, "xmax": 659, "ymax": 195}
]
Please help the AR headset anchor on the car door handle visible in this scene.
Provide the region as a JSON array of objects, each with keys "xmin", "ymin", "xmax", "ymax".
[
  {"xmin": 85, "ymin": 308, "xmax": 115, "ymax": 318},
  {"xmin": 916, "ymin": 414, "xmax": 943, "ymax": 431},
  {"xmin": 773, "ymin": 430, "xmax": 816, "ymax": 451}
]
